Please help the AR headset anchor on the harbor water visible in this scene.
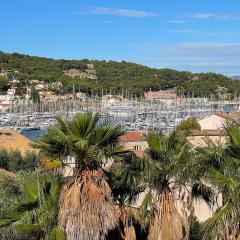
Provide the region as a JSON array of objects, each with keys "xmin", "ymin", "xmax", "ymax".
[{"xmin": 22, "ymin": 129, "xmax": 45, "ymax": 140}]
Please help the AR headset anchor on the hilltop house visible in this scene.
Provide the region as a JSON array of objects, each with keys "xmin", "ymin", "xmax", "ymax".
[
  {"xmin": 119, "ymin": 131, "xmax": 148, "ymax": 157},
  {"xmin": 0, "ymin": 89, "xmax": 15, "ymax": 111}
]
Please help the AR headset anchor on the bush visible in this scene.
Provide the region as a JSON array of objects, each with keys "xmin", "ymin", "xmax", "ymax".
[
  {"xmin": 176, "ymin": 117, "xmax": 201, "ymax": 132},
  {"xmin": 0, "ymin": 148, "xmax": 41, "ymax": 172}
]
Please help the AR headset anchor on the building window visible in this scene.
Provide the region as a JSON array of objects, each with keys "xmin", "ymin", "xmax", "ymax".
[{"xmin": 134, "ymin": 145, "xmax": 141, "ymax": 151}]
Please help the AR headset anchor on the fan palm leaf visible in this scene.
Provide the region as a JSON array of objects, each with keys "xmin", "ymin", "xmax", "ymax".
[
  {"xmin": 32, "ymin": 112, "xmax": 126, "ymax": 240},
  {"xmin": 0, "ymin": 171, "xmax": 63, "ymax": 240},
  {"xmin": 199, "ymin": 123, "xmax": 240, "ymax": 239},
  {"xmin": 141, "ymin": 131, "xmax": 190, "ymax": 240}
]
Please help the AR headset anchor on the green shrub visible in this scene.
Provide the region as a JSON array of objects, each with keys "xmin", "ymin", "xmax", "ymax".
[
  {"xmin": 176, "ymin": 117, "xmax": 201, "ymax": 132},
  {"xmin": 0, "ymin": 148, "xmax": 41, "ymax": 172}
]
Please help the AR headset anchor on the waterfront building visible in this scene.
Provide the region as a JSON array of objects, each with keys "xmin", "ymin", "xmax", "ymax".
[{"xmin": 144, "ymin": 90, "xmax": 178, "ymax": 100}]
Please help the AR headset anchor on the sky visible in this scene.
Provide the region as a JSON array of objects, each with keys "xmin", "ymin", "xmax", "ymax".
[{"xmin": 1, "ymin": 0, "xmax": 240, "ymax": 76}]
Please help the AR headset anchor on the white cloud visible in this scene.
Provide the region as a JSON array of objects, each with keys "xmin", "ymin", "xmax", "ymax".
[
  {"xmin": 189, "ymin": 13, "xmax": 240, "ymax": 20},
  {"xmin": 129, "ymin": 42, "xmax": 240, "ymax": 74},
  {"xmin": 76, "ymin": 7, "xmax": 157, "ymax": 17},
  {"xmin": 169, "ymin": 43, "xmax": 240, "ymax": 57},
  {"xmin": 165, "ymin": 20, "xmax": 187, "ymax": 24},
  {"xmin": 167, "ymin": 29, "xmax": 240, "ymax": 36}
]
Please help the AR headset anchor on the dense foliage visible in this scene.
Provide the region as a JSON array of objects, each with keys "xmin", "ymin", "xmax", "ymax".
[
  {"xmin": 176, "ymin": 117, "xmax": 201, "ymax": 132},
  {"xmin": 0, "ymin": 148, "xmax": 40, "ymax": 172},
  {"xmin": 195, "ymin": 124, "xmax": 240, "ymax": 239},
  {"xmin": 0, "ymin": 113, "xmax": 240, "ymax": 239},
  {"xmin": 0, "ymin": 171, "xmax": 63, "ymax": 240},
  {"xmin": 0, "ymin": 76, "xmax": 8, "ymax": 93},
  {"xmin": 0, "ymin": 51, "xmax": 240, "ymax": 97}
]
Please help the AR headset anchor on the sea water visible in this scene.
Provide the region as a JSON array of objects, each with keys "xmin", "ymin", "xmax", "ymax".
[{"xmin": 21, "ymin": 129, "xmax": 45, "ymax": 140}]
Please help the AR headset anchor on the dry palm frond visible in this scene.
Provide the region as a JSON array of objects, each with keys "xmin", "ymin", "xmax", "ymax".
[
  {"xmin": 58, "ymin": 169, "xmax": 119, "ymax": 240},
  {"xmin": 148, "ymin": 190, "xmax": 189, "ymax": 240},
  {"xmin": 118, "ymin": 207, "xmax": 136, "ymax": 240},
  {"xmin": 122, "ymin": 225, "xmax": 136, "ymax": 240},
  {"xmin": 202, "ymin": 204, "xmax": 240, "ymax": 240}
]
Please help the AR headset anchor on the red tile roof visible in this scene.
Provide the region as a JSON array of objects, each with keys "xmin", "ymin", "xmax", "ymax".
[
  {"xmin": 215, "ymin": 113, "xmax": 231, "ymax": 120},
  {"xmin": 119, "ymin": 131, "xmax": 146, "ymax": 142},
  {"xmin": 229, "ymin": 111, "xmax": 240, "ymax": 117},
  {"xmin": 189, "ymin": 129, "xmax": 226, "ymax": 136},
  {"xmin": 215, "ymin": 112, "xmax": 240, "ymax": 124}
]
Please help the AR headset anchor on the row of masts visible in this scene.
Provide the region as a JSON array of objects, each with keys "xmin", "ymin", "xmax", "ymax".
[{"xmin": 1, "ymin": 94, "xmax": 239, "ymax": 133}]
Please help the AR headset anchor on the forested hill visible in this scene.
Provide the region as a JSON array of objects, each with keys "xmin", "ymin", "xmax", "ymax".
[
  {"xmin": 0, "ymin": 51, "xmax": 240, "ymax": 97},
  {"xmin": 231, "ymin": 76, "xmax": 240, "ymax": 80}
]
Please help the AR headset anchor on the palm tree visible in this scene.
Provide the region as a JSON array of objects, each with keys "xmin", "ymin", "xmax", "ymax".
[
  {"xmin": 108, "ymin": 152, "xmax": 147, "ymax": 240},
  {"xmin": 0, "ymin": 171, "xmax": 63, "ymax": 240},
  {"xmin": 32, "ymin": 112, "xmax": 126, "ymax": 240},
  {"xmin": 142, "ymin": 131, "xmax": 191, "ymax": 240},
  {"xmin": 199, "ymin": 124, "xmax": 240, "ymax": 240}
]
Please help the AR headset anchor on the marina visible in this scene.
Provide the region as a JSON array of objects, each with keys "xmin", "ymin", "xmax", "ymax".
[{"xmin": 1, "ymin": 95, "xmax": 240, "ymax": 135}]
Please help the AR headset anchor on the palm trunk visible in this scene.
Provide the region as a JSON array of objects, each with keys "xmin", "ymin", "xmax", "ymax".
[
  {"xmin": 148, "ymin": 190, "xmax": 189, "ymax": 240},
  {"xmin": 58, "ymin": 169, "xmax": 119, "ymax": 240}
]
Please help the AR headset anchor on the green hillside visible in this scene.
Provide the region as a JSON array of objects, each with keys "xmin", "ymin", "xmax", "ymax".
[
  {"xmin": 0, "ymin": 51, "xmax": 240, "ymax": 97},
  {"xmin": 231, "ymin": 76, "xmax": 240, "ymax": 80}
]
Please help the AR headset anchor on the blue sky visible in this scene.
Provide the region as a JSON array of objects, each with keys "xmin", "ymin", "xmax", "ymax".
[{"xmin": 1, "ymin": 0, "xmax": 240, "ymax": 75}]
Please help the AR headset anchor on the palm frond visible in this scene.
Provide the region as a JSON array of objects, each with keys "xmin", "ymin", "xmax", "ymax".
[
  {"xmin": 167, "ymin": 130, "xmax": 188, "ymax": 152},
  {"xmin": 48, "ymin": 227, "xmax": 65, "ymax": 240},
  {"xmin": 110, "ymin": 153, "xmax": 147, "ymax": 205},
  {"xmin": 58, "ymin": 169, "xmax": 119, "ymax": 240},
  {"xmin": 210, "ymin": 170, "xmax": 240, "ymax": 196},
  {"xmin": 147, "ymin": 132, "xmax": 164, "ymax": 153},
  {"xmin": 144, "ymin": 130, "xmax": 190, "ymax": 239},
  {"xmin": 148, "ymin": 190, "xmax": 189, "ymax": 240},
  {"xmin": 225, "ymin": 123, "xmax": 240, "ymax": 159},
  {"xmin": 0, "ymin": 210, "xmax": 25, "ymax": 226},
  {"xmin": 0, "ymin": 171, "xmax": 61, "ymax": 238},
  {"xmin": 202, "ymin": 204, "xmax": 240, "ymax": 240},
  {"xmin": 32, "ymin": 112, "xmax": 125, "ymax": 171},
  {"xmin": 191, "ymin": 182, "xmax": 214, "ymax": 206},
  {"xmin": 14, "ymin": 223, "xmax": 41, "ymax": 234},
  {"xmin": 136, "ymin": 190, "xmax": 154, "ymax": 227}
]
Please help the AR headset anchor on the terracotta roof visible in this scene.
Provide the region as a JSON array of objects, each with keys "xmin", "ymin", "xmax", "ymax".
[
  {"xmin": 215, "ymin": 113, "xmax": 231, "ymax": 121},
  {"xmin": 215, "ymin": 112, "xmax": 240, "ymax": 124},
  {"xmin": 119, "ymin": 131, "xmax": 146, "ymax": 142},
  {"xmin": 230, "ymin": 111, "xmax": 240, "ymax": 116},
  {"xmin": 189, "ymin": 129, "xmax": 226, "ymax": 136},
  {"xmin": 186, "ymin": 135, "xmax": 227, "ymax": 149}
]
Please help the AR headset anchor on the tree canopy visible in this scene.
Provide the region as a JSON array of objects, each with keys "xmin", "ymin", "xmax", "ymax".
[
  {"xmin": 0, "ymin": 51, "xmax": 239, "ymax": 97},
  {"xmin": 0, "ymin": 76, "xmax": 8, "ymax": 92},
  {"xmin": 176, "ymin": 117, "xmax": 201, "ymax": 132}
]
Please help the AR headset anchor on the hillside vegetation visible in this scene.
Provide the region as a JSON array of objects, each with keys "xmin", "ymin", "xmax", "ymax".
[
  {"xmin": 231, "ymin": 76, "xmax": 240, "ymax": 80},
  {"xmin": 0, "ymin": 51, "xmax": 240, "ymax": 97}
]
